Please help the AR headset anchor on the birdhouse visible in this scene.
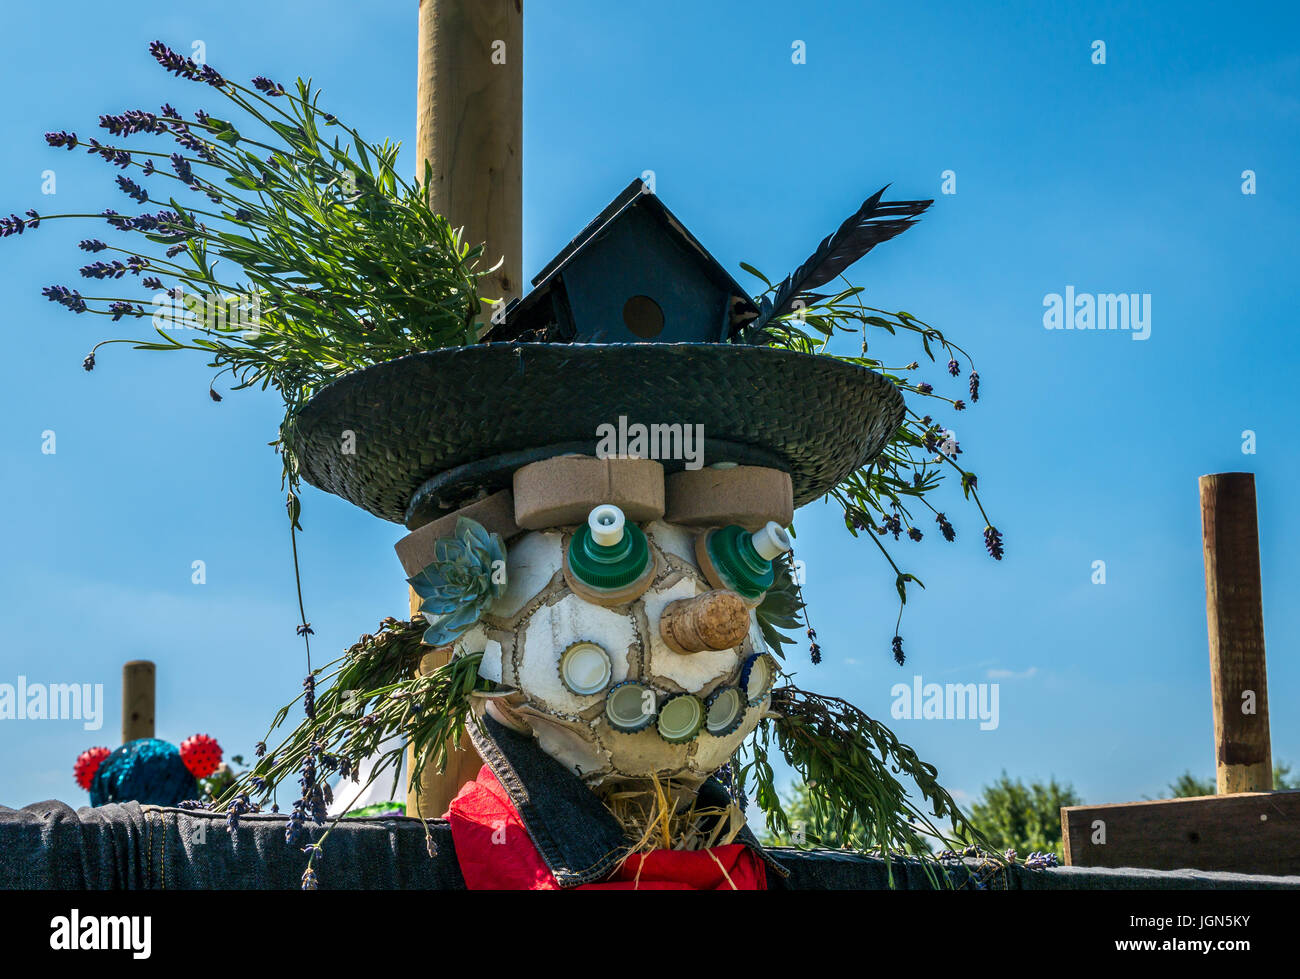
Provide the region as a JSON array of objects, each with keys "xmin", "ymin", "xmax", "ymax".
[{"xmin": 488, "ymin": 179, "xmax": 756, "ymax": 344}]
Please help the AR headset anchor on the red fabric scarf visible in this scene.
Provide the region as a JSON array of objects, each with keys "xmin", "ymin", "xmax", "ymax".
[{"xmin": 446, "ymin": 766, "xmax": 767, "ymax": 890}]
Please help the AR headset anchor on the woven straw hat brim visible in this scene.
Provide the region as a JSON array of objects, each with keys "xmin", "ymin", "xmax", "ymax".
[{"xmin": 295, "ymin": 343, "xmax": 905, "ymax": 526}]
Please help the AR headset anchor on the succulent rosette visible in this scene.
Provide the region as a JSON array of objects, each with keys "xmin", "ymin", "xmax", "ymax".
[{"xmin": 406, "ymin": 517, "xmax": 507, "ymax": 647}]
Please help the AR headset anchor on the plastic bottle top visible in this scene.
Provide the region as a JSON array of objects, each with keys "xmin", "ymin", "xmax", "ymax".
[
  {"xmin": 588, "ymin": 504, "xmax": 625, "ymax": 547},
  {"xmin": 751, "ymin": 521, "xmax": 792, "ymax": 561}
]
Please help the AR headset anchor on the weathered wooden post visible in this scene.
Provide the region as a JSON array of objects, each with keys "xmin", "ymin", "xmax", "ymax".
[
  {"xmin": 122, "ymin": 660, "xmax": 155, "ymax": 742},
  {"xmin": 1060, "ymin": 472, "xmax": 1296, "ymax": 875},
  {"xmin": 405, "ymin": 0, "xmax": 524, "ymax": 819},
  {"xmin": 415, "ymin": 0, "xmax": 523, "ymax": 306},
  {"xmin": 1199, "ymin": 472, "xmax": 1272, "ymax": 793}
]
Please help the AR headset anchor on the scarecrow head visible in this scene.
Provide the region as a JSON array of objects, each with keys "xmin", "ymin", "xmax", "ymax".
[{"xmin": 393, "ymin": 458, "xmax": 801, "ymax": 797}]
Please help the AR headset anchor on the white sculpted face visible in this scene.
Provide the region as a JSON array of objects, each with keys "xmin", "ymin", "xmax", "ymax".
[{"xmin": 461, "ymin": 518, "xmax": 772, "ymax": 793}]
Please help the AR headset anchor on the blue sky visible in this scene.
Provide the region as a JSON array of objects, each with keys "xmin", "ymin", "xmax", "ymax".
[{"xmin": 1, "ymin": 0, "xmax": 1296, "ymax": 817}]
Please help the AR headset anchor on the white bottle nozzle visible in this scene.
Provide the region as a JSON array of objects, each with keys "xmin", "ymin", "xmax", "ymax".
[
  {"xmin": 751, "ymin": 521, "xmax": 791, "ymax": 561},
  {"xmin": 589, "ymin": 504, "xmax": 626, "ymax": 547}
]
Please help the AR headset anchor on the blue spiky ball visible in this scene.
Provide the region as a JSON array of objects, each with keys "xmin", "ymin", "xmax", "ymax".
[{"xmin": 89, "ymin": 737, "xmax": 198, "ymax": 807}]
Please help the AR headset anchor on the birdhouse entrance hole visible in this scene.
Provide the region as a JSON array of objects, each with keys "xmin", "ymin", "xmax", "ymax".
[{"xmin": 623, "ymin": 295, "xmax": 665, "ymax": 339}]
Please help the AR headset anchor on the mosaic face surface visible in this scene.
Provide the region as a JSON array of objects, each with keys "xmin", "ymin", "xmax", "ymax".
[{"xmin": 456, "ymin": 519, "xmax": 773, "ymax": 793}]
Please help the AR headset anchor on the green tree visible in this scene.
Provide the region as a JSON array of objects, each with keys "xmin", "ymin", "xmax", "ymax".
[
  {"xmin": 964, "ymin": 772, "xmax": 1079, "ymax": 860},
  {"xmin": 760, "ymin": 780, "xmax": 870, "ymax": 849},
  {"xmin": 1167, "ymin": 762, "xmax": 1296, "ymax": 798}
]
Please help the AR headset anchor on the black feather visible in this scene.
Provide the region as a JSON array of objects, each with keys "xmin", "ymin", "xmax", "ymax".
[{"xmin": 751, "ymin": 186, "xmax": 933, "ymax": 333}]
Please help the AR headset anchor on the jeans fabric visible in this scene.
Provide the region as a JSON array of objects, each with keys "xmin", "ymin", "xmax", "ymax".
[{"xmin": 5, "ymin": 715, "xmax": 1300, "ymax": 890}]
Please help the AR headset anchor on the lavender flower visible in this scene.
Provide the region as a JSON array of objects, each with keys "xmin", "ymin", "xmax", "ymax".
[
  {"xmin": 109, "ymin": 301, "xmax": 137, "ymax": 321},
  {"xmin": 116, "ymin": 175, "xmax": 149, "ymax": 204},
  {"xmin": 908, "ymin": 526, "xmax": 923, "ymax": 542},
  {"xmin": 42, "ymin": 285, "xmax": 87, "ymax": 313},
  {"xmin": 916, "ymin": 382, "xmax": 933, "ymax": 395},
  {"xmin": 883, "ymin": 513, "xmax": 902, "ymax": 540},
  {"xmin": 80, "ymin": 260, "xmax": 128, "ymax": 280},
  {"xmin": 85, "ymin": 139, "xmax": 132, "ymax": 168},
  {"xmin": 301, "ymin": 868, "xmax": 319, "ymax": 890},
  {"xmin": 891, "ymin": 635, "xmax": 905, "ymax": 666},
  {"xmin": 159, "ymin": 103, "xmax": 180, "ymax": 119},
  {"xmin": 78, "ymin": 239, "xmax": 108, "ymax": 252},
  {"xmin": 252, "ymin": 76, "xmax": 287, "ymax": 96},
  {"xmin": 947, "ymin": 357, "xmax": 960, "ymax": 377},
  {"xmin": 101, "ymin": 209, "xmax": 133, "ymax": 231},
  {"xmin": 809, "ymin": 642, "xmax": 822, "ymax": 665},
  {"xmin": 169, "ymin": 152, "xmax": 194, "ymax": 184},
  {"xmin": 82, "ymin": 351, "xmax": 96, "ymax": 372},
  {"xmin": 25, "ymin": 209, "xmax": 40, "ymax": 230},
  {"xmin": 255, "ymin": 741, "xmax": 267, "ymax": 758},
  {"xmin": 142, "ymin": 159, "xmax": 155, "ymax": 176},
  {"xmin": 44, "ymin": 130, "xmax": 79, "ymax": 150},
  {"xmin": 149, "ymin": 40, "xmax": 199, "ymax": 80},
  {"xmin": 935, "ymin": 512, "xmax": 956, "ymax": 543},
  {"xmin": 968, "ymin": 370, "xmax": 980, "ymax": 403},
  {"xmin": 99, "ymin": 111, "xmax": 164, "ymax": 137},
  {"xmin": 194, "ymin": 109, "xmax": 209, "ymax": 125},
  {"xmin": 165, "ymin": 243, "xmax": 187, "ymax": 258},
  {"xmin": 303, "ymin": 674, "xmax": 316, "ymax": 721},
  {"xmin": 983, "ymin": 526, "xmax": 1004, "ymax": 561},
  {"xmin": 1, "ymin": 213, "xmax": 33, "ymax": 238},
  {"xmin": 198, "ymin": 64, "xmax": 226, "ymax": 88},
  {"xmin": 142, "ymin": 276, "xmax": 164, "ymax": 290},
  {"xmin": 225, "ymin": 792, "xmax": 251, "ymax": 834},
  {"xmin": 174, "ymin": 129, "xmax": 217, "ymax": 160},
  {"xmin": 953, "ymin": 399, "xmax": 966, "ymax": 411}
]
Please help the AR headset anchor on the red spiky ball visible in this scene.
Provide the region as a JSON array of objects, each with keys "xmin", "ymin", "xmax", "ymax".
[
  {"xmin": 74, "ymin": 746, "xmax": 111, "ymax": 790},
  {"xmin": 179, "ymin": 733, "xmax": 223, "ymax": 778}
]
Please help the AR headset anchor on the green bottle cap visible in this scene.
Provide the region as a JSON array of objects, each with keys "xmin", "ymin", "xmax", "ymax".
[
  {"xmin": 568, "ymin": 505, "xmax": 651, "ymax": 590},
  {"xmin": 656, "ymin": 693, "xmax": 705, "ymax": 744},
  {"xmin": 705, "ymin": 524, "xmax": 785, "ymax": 600},
  {"xmin": 705, "ymin": 686, "xmax": 746, "ymax": 737}
]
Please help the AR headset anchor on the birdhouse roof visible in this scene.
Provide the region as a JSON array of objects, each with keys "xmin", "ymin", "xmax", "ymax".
[{"xmin": 497, "ymin": 178, "xmax": 754, "ymax": 340}]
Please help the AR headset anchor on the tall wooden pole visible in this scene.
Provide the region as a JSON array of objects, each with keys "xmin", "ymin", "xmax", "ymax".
[
  {"xmin": 1199, "ymin": 472, "xmax": 1272, "ymax": 794},
  {"xmin": 407, "ymin": 0, "xmax": 523, "ymax": 818},
  {"xmin": 416, "ymin": 0, "xmax": 523, "ymax": 305},
  {"xmin": 122, "ymin": 660, "xmax": 155, "ymax": 743}
]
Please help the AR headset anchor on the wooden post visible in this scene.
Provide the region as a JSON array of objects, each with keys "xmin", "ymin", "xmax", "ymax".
[
  {"xmin": 122, "ymin": 660, "xmax": 155, "ymax": 743},
  {"xmin": 416, "ymin": 0, "xmax": 523, "ymax": 306},
  {"xmin": 1199, "ymin": 472, "xmax": 1272, "ymax": 794},
  {"xmin": 1063, "ymin": 474, "xmax": 1288, "ymax": 874},
  {"xmin": 405, "ymin": 0, "xmax": 523, "ymax": 818},
  {"xmin": 405, "ymin": 590, "xmax": 485, "ymax": 818}
]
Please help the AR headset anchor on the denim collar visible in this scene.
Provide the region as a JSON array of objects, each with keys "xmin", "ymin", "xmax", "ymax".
[{"xmin": 468, "ymin": 714, "xmax": 789, "ymax": 887}]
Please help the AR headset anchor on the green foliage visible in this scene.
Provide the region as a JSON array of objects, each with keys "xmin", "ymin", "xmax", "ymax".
[
  {"xmin": 754, "ymin": 554, "xmax": 804, "ymax": 657},
  {"xmin": 343, "ymin": 802, "xmax": 406, "ymax": 818},
  {"xmin": 739, "ymin": 685, "xmax": 990, "ymax": 885},
  {"xmin": 760, "ymin": 779, "xmax": 871, "ymax": 849},
  {"xmin": 1167, "ymin": 762, "xmax": 1296, "ymax": 798},
  {"xmin": 217, "ymin": 617, "xmax": 483, "ymax": 815},
  {"xmin": 20, "ymin": 50, "xmax": 489, "ymax": 489},
  {"xmin": 407, "ymin": 517, "xmax": 508, "ymax": 647},
  {"xmin": 740, "ymin": 271, "xmax": 999, "ymax": 652},
  {"xmin": 963, "ymin": 771, "xmax": 1079, "ymax": 860}
]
